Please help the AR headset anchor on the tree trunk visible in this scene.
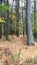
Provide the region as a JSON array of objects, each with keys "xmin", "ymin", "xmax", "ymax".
[
  {"xmin": 15, "ymin": 0, "xmax": 19, "ymax": 37},
  {"xmin": 0, "ymin": 0, "xmax": 2, "ymax": 39},
  {"xmin": 0, "ymin": 23, "xmax": 2, "ymax": 38},
  {"xmin": 10, "ymin": 0, "xmax": 14, "ymax": 35},
  {"xmin": 34, "ymin": 0, "xmax": 37, "ymax": 38},
  {"xmin": 5, "ymin": 0, "xmax": 10, "ymax": 40},
  {"xmin": 26, "ymin": 0, "xmax": 34, "ymax": 45}
]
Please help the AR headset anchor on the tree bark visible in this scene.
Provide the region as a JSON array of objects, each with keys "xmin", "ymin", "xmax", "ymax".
[
  {"xmin": 0, "ymin": 0, "xmax": 2, "ymax": 39},
  {"xmin": 15, "ymin": 0, "xmax": 19, "ymax": 37},
  {"xmin": 34, "ymin": 0, "xmax": 36, "ymax": 31},
  {"xmin": 5, "ymin": 0, "xmax": 10, "ymax": 40},
  {"xmin": 26, "ymin": 0, "xmax": 34, "ymax": 45}
]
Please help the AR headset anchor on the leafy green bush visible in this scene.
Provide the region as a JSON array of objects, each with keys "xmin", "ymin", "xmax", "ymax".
[
  {"xmin": 0, "ymin": 18, "xmax": 5, "ymax": 23},
  {"xmin": 0, "ymin": 4, "xmax": 10, "ymax": 12}
]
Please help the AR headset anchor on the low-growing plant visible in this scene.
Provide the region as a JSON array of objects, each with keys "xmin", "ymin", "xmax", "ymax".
[{"xmin": 11, "ymin": 49, "xmax": 26, "ymax": 65}]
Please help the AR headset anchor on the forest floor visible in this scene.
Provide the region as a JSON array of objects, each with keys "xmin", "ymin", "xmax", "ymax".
[{"xmin": 0, "ymin": 35, "xmax": 37, "ymax": 65}]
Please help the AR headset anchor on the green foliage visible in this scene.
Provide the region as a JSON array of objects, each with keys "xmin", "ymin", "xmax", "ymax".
[
  {"xmin": 12, "ymin": 21, "xmax": 16, "ymax": 32},
  {"xmin": 11, "ymin": 49, "xmax": 26, "ymax": 65},
  {"xmin": 0, "ymin": 18, "xmax": 5, "ymax": 23},
  {"xmin": 11, "ymin": 51, "xmax": 37, "ymax": 65},
  {"xmin": 34, "ymin": 38, "xmax": 37, "ymax": 41},
  {"xmin": 16, "ymin": 22, "xmax": 19, "ymax": 30},
  {"xmin": 12, "ymin": 11, "xmax": 16, "ymax": 15},
  {"xmin": 0, "ymin": 4, "xmax": 10, "ymax": 12}
]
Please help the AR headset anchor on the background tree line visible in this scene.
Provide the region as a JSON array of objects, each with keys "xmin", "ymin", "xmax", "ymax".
[{"xmin": 0, "ymin": 0, "xmax": 37, "ymax": 45}]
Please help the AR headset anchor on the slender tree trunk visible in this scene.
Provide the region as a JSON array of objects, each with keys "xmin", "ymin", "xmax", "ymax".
[
  {"xmin": 22, "ymin": 0, "xmax": 26, "ymax": 37},
  {"xmin": 26, "ymin": 0, "xmax": 34, "ymax": 45},
  {"xmin": 0, "ymin": 23, "xmax": 2, "ymax": 39},
  {"xmin": 34, "ymin": 0, "xmax": 36, "ymax": 31},
  {"xmin": 22, "ymin": 7, "xmax": 24, "ymax": 37},
  {"xmin": 15, "ymin": 0, "xmax": 19, "ymax": 37},
  {"xmin": 5, "ymin": 0, "xmax": 9, "ymax": 40},
  {"xmin": 0, "ymin": 0, "xmax": 2, "ymax": 39},
  {"xmin": 21, "ymin": 0, "xmax": 24, "ymax": 36},
  {"xmin": 34, "ymin": 0, "xmax": 37, "ymax": 38},
  {"xmin": 22, "ymin": 10, "xmax": 24, "ymax": 37},
  {"xmin": 10, "ymin": 0, "xmax": 14, "ymax": 35},
  {"xmin": 3, "ymin": 0, "xmax": 6, "ymax": 36}
]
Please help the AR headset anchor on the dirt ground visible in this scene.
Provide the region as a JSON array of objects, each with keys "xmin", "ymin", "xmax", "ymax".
[{"xmin": 0, "ymin": 35, "xmax": 37, "ymax": 59}]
